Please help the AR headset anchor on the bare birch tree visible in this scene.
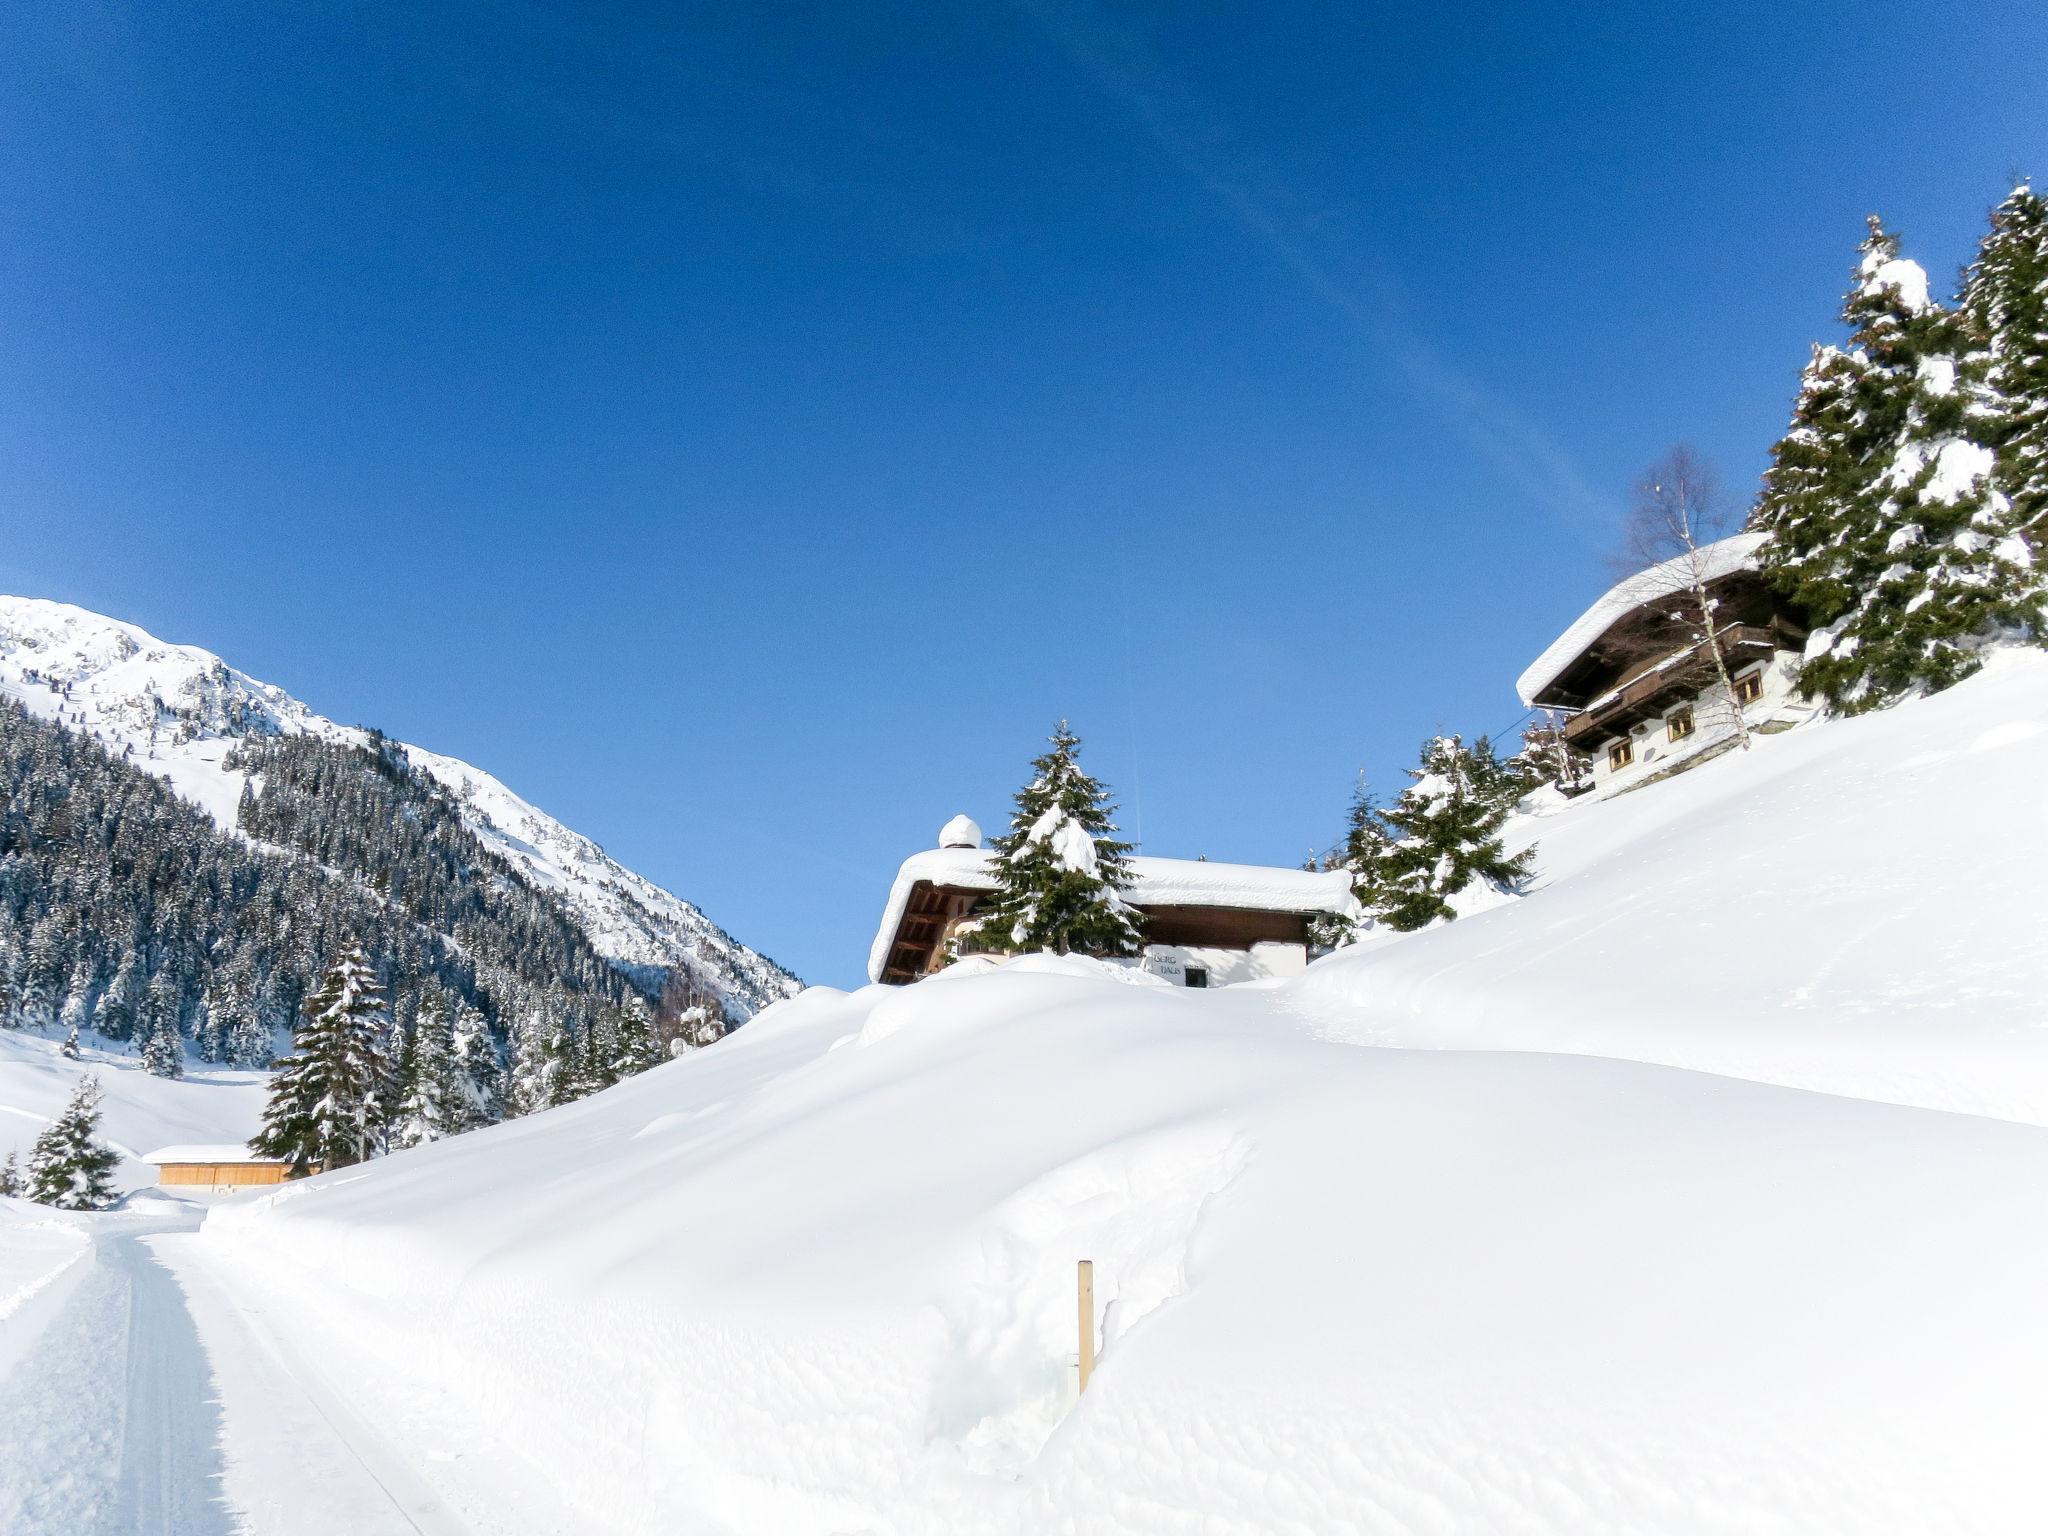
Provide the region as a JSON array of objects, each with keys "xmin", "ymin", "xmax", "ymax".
[{"xmin": 1613, "ymin": 445, "xmax": 1753, "ymax": 752}]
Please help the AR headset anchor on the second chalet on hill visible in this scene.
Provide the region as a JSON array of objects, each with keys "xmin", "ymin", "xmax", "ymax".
[
  {"xmin": 869, "ymin": 815, "xmax": 1359, "ymax": 988},
  {"xmin": 1518, "ymin": 532, "xmax": 1815, "ymax": 793}
]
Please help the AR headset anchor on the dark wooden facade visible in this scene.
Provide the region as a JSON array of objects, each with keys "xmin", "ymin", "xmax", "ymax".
[{"xmin": 1532, "ymin": 571, "xmax": 1806, "ymax": 750}]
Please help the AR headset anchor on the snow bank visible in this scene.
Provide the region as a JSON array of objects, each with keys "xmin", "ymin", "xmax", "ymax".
[
  {"xmin": 0, "ymin": 1031, "xmax": 269, "ymax": 1191},
  {"xmin": 205, "ymin": 987, "xmax": 2048, "ymax": 1528},
  {"xmin": 1302, "ymin": 646, "xmax": 2048, "ymax": 1125}
]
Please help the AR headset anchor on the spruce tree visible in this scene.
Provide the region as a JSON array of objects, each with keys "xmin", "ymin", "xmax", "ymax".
[
  {"xmin": 0, "ymin": 1150, "xmax": 20, "ymax": 1199},
  {"xmin": 967, "ymin": 721, "xmax": 1143, "ymax": 959},
  {"xmin": 140, "ymin": 971, "xmax": 186, "ymax": 1079},
  {"xmin": 249, "ymin": 945, "xmax": 395, "ymax": 1174},
  {"xmin": 391, "ymin": 993, "xmax": 457, "ymax": 1149},
  {"xmin": 1753, "ymin": 218, "xmax": 2045, "ymax": 710},
  {"xmin": 26, "ymin": 1075, "xmax": 119, "ymax": 1210},
  {"xmin": 1310, "ymin": 776, "xmax": 1396, "ymax": 948},
  {"xmin": 448, "ymin": 1003, "xmax": 504, "ymax": 1131},
  {"xmin": 1962, "ymin": 181, "xmax": 2048, "ymax": 535},
  {"xmin": 1379, "ymin": 735, "xmax": 1536, "ymax": 932}
]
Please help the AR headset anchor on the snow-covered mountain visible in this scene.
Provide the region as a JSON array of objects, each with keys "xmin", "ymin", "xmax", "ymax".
[{"xmin": 0, "ymin": 596, "xmax": 798, "ymax": 1015}]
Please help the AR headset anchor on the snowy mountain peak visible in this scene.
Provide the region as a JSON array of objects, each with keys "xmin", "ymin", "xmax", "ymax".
[{"xmin": 0, "ymin": 596, "xmax": 800, "ymax": 1016}]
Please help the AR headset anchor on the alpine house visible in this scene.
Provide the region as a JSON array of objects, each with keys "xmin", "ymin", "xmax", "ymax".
[
  {"xmin": 868, "ymin": 815, "xmax": 1360, "ymax": 987},
  {"xmin": 1517, "ymin": 532, "xmax": 1816, "ymax": 792}
]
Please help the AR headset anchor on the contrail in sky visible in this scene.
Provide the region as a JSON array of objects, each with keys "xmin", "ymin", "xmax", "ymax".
[{"xmin": 1013, "ymin": 0, "xmax": 1614, "ymax": 534}]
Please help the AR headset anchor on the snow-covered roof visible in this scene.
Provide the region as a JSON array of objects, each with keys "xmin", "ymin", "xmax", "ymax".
[
  {"xmin": 140, "ymin": 1144, "xmax": 282, "ymax": 1166},
  {"xmin": 867, "ymin": 846, "xmax": 1361, "ymax": 983},
  {"xmin": 1516, "ymin": 533, "xmax": 1769, "ymax": 708}
]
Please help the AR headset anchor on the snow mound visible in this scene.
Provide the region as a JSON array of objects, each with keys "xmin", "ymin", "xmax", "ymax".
[{"xmin": 201, "ymin": 676, "xmax": 2048, "ymax": 1536}]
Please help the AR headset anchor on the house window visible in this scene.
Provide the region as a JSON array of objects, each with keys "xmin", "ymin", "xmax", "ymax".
[
  {"xmin": 1184, "ymin": 967, "xmax": 1209, "ymax": 989},
  {"xmin": 1608, "ymin": 740, "xmax": 1634, "ymax": 771},
  {"xmin": 1667, "ymin": 707, "xmax": 1695, "ymax": 743},
  {"xmin": 1732, "ymin": 670, "xmax": 1764, "ymax": 706}
]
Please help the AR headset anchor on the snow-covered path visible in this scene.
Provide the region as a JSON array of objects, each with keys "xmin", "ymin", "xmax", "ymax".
[
  {"xmin": 0, "ymin": 1205, "xmax": 234, "ymax": 1536},
  {"xmin": 0, "ymin": 1200, "xmax": 509, "ymax": 1536}
]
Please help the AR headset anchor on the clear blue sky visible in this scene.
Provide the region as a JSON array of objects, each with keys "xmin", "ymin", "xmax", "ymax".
[{"xmin": 3, "ymin": 2, "xmax": 2042, "ymax": 988}]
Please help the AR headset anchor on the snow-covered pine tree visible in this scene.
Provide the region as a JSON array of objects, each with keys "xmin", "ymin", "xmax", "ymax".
[
  {"xmin": 1309, "ymin": 775, "xmax": 1395, "ymax": 948},
  {"xmin": 391, "ymin": 992, "xmax": 457, "ymax": 1149},
  {"xmin": 448, "ymin": 1002, "xmax": 504, "ymax": 1131},
  {"xmin": 1753, "ymin": 218, "xmax": 2045, "ymax": 710},
  {"xmin": 1379, "ymin": 735, "xmax": 1535, "ymax": 932},
  {"xmin": 26, "ymin": 1075, "xmax": 119, "ymax": 1210},
  {"xmin": 93, "ymin": 949, "xmax": 144, "ymax": 1043},
  {"xmin": 58, "ymin": 963, "xmax": 94, "ymax": 1047},
  {"xmin": 1512, "ymin": 711, "xmax": 1592, "ymax": 797},
  {"xmin": 0, "ymin": 929, "xmax": 21, "ymax": 1026},
  {"xmin": 140, "ymin": 970, "xmax": 185, "ymax": 1079},
  {"xmin": 610, "ymin": 996, "xmax": 664, "ymax": 1078},
  {"xmin": 967, "ymin": 721, "xmax": 1143, "ymax": 959},
  {"xmin": 249, "ymin": 945, "xmax": 395, "ymax": 1173},
  {"xmin": 0, "ymin": 1150, "xmax": 20, "ymax": 1198},
  {"xmin": 1962, "ymin": 181, "xmax": 2048, "ymax": 538}
]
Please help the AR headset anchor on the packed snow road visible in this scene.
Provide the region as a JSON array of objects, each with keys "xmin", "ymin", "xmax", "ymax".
[{"xmin": 0, "ymin": 1199, "xmax": 485, "ymax": 1536}]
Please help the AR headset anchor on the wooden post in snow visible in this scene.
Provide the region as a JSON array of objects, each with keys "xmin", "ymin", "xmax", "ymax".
[{"xmin": 1077, "ymin": 1259, "xmax": 1096, "ymax": 1394}]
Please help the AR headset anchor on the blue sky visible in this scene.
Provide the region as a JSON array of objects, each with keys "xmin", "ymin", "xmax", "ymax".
[{"xmin": 3, "ymin": 2, "xmax": 2043, "ymax": 988}]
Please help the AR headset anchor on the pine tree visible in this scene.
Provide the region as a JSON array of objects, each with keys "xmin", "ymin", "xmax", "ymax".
[
  {"xmin": 967, "ymin": 721, "xmax": 1143, "ymax": 959},
  {"xmin": 0, "ymin": 929, "xmax": 21, "ymax": 1027},
  {"xmin": 1309, "ymin": 776, "xmax": 1396, "ymax": 947},
  {"xmin": 1753, "ymin": 218, "xmax": 2045, "ymax": 710},
  {"xmin": 140, "ymin": 970, "xmax": 185, "ymax": 1079},
  {"xmin": 58, "ymin": 963, "xmax": 95, "ymax": 1046},
  {"xmin": 610, "ymin": 996, "xmax": 664, "ymax": 1077},
  {"xmin": 448, "ymin": 1003, "xmax": 504, "ymax": 1131},
  {"xmin": 1512, "ymin": 712, "xmax": 1591, "ymax": 797},
  {"xmin": 0, "ymin": 1150, "xmax": 20, "ymax": 1198},
  {"xmin": 1379, "ymin": 735, "xmax": 1536, "ymax": 932},
  {"xmin": 391, "ymin": 993, "xmax": 457, "ymax": 1149},
  {"xmin": 1962, "ymin": 182, "xmax": 2048, "ymax": 535},
  {"xmin": 249, "ymin": 946, "xmax": 395, "ymax": 1174},
  {"xmin": 93, "ymin": 949, "xmax": 145, "ymax": 1043},
  {"xmin": 26, "ymin": 1075, "xmax": 119, "ymax": 1210}
]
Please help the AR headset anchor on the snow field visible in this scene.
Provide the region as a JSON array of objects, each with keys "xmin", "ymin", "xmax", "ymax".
[{"xmin": 203, "ymin": 955, "xmax": 2048, "ymax": 1533}]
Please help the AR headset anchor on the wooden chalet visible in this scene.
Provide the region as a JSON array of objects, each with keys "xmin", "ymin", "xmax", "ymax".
[
  {"xmin": 1518, "ymin": 532, "xmax": 1812, "ymax": 789},
  {"xmin": 869, "ymin": 815, "xmax": 1359, "ymax": 987}
]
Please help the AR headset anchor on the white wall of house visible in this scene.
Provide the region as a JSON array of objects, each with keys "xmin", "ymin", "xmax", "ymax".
[
  {"xmin": 1585, "ymin": 651, "xmax": 1811, "ymax": 794},
  {"xmin": 1135, "ymin": 941, "xmax": 1308, "ymax": 987}
]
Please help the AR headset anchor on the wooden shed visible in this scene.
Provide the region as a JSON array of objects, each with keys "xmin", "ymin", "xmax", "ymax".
[{"xmin": 141, "ymin": 1144, "xmax": 310, "ymax": 1194}]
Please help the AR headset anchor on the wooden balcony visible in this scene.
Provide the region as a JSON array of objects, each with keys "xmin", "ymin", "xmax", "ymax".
[{"xmin": 1560, "ymin": 625, "xmax": 1780, "ymax": 748}]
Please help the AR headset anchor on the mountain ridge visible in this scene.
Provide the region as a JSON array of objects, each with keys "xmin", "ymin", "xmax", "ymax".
[{"xmin": 0, "ymin": 595, "xmax": 798, "ymax": 1017}]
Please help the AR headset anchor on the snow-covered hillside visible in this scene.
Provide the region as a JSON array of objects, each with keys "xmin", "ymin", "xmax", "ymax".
[
  {"xmin": 0, "ymin": 1033, "xmax": 267, "ymax": 1192},
  {"xmin": 176, "ymin": 657, "xmax": 2048, "ymax": 1533},
  {"xmin": 0, "ymin": 596, "xmax": 798, "ymax": 1014}
]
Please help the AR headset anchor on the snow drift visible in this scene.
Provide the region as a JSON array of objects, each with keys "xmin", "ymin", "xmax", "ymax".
[{"xmin": 196, "ymin": 650, "xmax": 2048, "ymax": 1534}]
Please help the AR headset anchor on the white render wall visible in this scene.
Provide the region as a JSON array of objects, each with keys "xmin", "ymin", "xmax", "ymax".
[
  {"xmin": 1584, "ymin": 650, "xmax": 1812, "ymax": 795},
  {"xmin": 1134, "ymin": 941, "xmax": 1308, "ymax": 987}
]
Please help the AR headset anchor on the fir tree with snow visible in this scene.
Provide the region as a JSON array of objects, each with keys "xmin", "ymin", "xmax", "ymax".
[
  {"xmin": 25, "ymin": 1075, "xmax": 119, "ymax": 1210},
  {"xmin": 140, "ymin": 970, "xmax": 186, "ymax": 1079},
  {"xmin": 1753, "ymin": 217, "xmax": 2045, "ymax": 711},
  {"xmin": 1378, "ymin": 735, "xmax": 1535, "ymax": 932},
  {"xmin": 0, "ymin": 930, "xmax": 20, "ymax": 1026},
  {"xmin": 1310, "ymin": 776, "xmax": 1396, "ymax": 947},
  {"xmin": 391, "ymin": 993, "xmax": 458, "ymax": 1149},
  {"xmin": 93, "ymin": 949, "xmax": 145, "ymax": 1043},
  {"xmin": 0, "ymin": 1150, "xmax": 19, "ymax": 1199},
  {"xmin": 966, "ymin": 721, "xmax": 1143, "ymax": 959},
  {"xmin": 1962, "ymin": 181, "xmax": 2048, "ymax": 536},
  {"xmin": 250, "ymin": 945, "xmax": 396, "ymax": 1174},
  {"xmin": 448, "ymin": 1002, "xmax": 504, "ymax": 1131}
]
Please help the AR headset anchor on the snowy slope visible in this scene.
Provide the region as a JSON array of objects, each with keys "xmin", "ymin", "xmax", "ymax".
[
  {"xmin": 1298, "ymin": 645, "xmax": 2048, "ymax": 1125},
  {"xmin": 0, "ymin": 596, "xmax": 799, "ymax": 1014},
  {"xmin": 0, "ymin": 1032, "xmax": 268, "ymax": 1192},
  {"xmin": 188, "ymin": 658, "xmax": 2048, "ymax": 1534}
]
